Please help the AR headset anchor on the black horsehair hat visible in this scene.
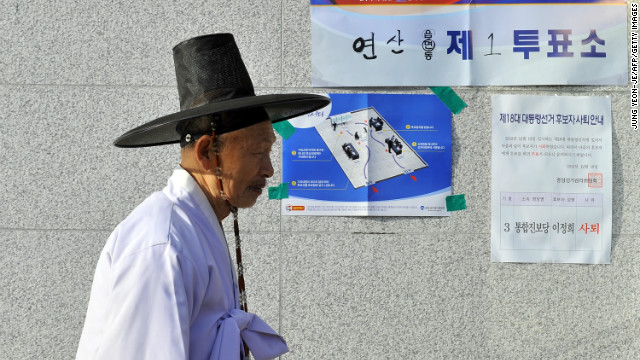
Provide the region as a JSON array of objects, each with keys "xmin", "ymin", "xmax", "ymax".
[{"xmin": 114, "ymin": 33, "xmax": 331, "ymax": 148}]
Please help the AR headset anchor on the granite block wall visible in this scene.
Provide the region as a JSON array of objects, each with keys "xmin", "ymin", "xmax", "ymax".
[{"xmin": 1, "ymin": 0, "xmax": 638, "ymax": 359}]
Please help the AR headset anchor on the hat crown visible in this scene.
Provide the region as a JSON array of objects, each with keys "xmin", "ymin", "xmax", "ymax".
[{"xmin": 172, "ymin": 33, "xmax": 255, "ymax": 111}]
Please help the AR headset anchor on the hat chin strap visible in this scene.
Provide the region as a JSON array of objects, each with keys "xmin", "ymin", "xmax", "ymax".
[{"xmin": 211, "ymin": 125, "xmax": 250, "ymax": 357}]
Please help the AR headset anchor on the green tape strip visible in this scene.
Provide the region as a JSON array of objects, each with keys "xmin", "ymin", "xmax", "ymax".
[
  {"xmin": 429, "ymin": 87, "xmax": 467, "ymax": 115},
  {"xmin": 446, "ymin": 194, "xmax": 466, "ymax": 212},
  {"xmin": 268, "ymin": 183, "xmax": 289, "ymax": 200},
  {"xmin": 272, "ymin": 120, "xmax": 296, "ymax": 140}
]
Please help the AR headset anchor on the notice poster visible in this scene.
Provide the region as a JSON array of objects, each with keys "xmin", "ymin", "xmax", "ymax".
[
  {"xmin": 491, "ymin": 95, "xmax": 612, "ymax": 264},
  {"xmin": 282, "ymin": 93, "xmax": 452, "ymax": 216},
  {"xmin": 311, "ymin": 0, "xmax": 628, "ymax": 86}
]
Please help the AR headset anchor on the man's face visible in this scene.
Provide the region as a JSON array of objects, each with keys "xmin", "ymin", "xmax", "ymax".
[{"xmin": 217, "ymin": 120, "xmax": 276, "ymax": 209}]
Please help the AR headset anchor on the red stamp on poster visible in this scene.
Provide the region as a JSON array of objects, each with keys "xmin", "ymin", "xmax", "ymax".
[{"xmin": 588, "ymin": 173, "xmax": 603, "ymax": 188}]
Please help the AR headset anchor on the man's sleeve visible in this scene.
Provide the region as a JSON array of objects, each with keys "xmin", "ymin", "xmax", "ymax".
[{"xmin": 91, "ymin": 245, "xmax": 201, "ymax": 360}]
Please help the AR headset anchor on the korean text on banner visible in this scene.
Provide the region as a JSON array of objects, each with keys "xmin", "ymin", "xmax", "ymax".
[{"xmin": 311, "ymin": 0, "xmax": 627, "ymax": 86}]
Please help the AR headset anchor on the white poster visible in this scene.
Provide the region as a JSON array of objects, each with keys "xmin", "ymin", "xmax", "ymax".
[{"xmin": 491, "ymin": 95, "xmax": 612, "ymax": 264}]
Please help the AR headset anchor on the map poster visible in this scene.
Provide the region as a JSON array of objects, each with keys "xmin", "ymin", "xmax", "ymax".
[
  {"xmin": 282, "ymin": 93, "xmax": 452, "ymax": 216},
  {"xmin": 491, "ymin": 95, "xmax": 612, "ymax": 264}
]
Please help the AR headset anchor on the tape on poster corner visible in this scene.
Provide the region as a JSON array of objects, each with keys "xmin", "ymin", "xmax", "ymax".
[
  {"xmin": 446, "ymin": 194, "xmax": 466, "ymax": 212},
  {"xmin": 272, "ymin": 120, "xmax": 296, "ymax": 140},
  {"xmin": 429, "ymin": 87, "xmax": 467, "ymax": 115},
  {"xmin": 268, "ymin": 183, "xmax": 289, "ymax": 200}
]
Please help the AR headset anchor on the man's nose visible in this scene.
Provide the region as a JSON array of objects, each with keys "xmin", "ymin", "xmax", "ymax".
[{"xmin": 262, "ymin": 156, "xmax": 274, "ymax": 178}]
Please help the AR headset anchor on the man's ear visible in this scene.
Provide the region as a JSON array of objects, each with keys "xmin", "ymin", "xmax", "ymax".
[{"xmin": 194, "ymin": 135, "xmax": 214, "ymax": 171}]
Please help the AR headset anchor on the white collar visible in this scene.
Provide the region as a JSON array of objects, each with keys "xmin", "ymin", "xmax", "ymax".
[{"xmin": 168, "ymin": 167, "xmax": 223, "ymax": 234}]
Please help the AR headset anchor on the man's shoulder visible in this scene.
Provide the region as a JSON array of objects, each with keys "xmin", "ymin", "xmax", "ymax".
[
  {"xmin": 106, "ymin": 191, "xmax": 180, "ymax": 262},
  {"xmin": 124, "ymin": 190, "xmax": 174, "ymax": 231},
  {"xmin": 104, "ymin": 180, "xmax": 219, "ymax": 265}
]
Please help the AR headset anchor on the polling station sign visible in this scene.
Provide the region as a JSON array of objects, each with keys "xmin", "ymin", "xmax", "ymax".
[{"xmin": 311, "ymin": 0, "xmax": 627, "ymax": 86}]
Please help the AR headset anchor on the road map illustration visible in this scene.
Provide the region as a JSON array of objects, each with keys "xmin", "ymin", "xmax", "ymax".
[
  {"xmin": 282, "ymin": 93, "xmax": 452, "ymax": 216},
  {"xmin": 315, "ymin": 107, "xmax": 428, "ymax": 189}
]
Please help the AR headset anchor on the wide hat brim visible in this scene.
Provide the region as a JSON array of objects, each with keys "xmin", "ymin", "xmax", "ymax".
[{"xmin": 114, "ymin": 93, "xmax": 329, "ymax": 148}]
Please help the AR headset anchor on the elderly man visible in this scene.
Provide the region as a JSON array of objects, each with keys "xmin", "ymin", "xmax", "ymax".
[{"xmin": 76, "ymin": 34, "xmax": 329, "ymax": 360}]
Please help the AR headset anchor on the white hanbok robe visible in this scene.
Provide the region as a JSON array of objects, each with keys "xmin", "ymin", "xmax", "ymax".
[{"xmin": 76, "ymin": 169, "xmax": 287, "ymax": 360}]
